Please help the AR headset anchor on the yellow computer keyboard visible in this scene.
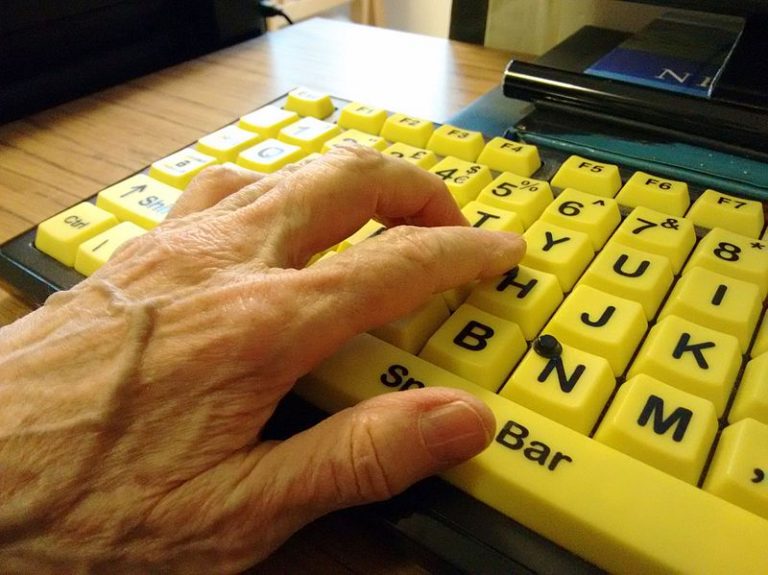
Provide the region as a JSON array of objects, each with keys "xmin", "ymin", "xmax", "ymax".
[{"xmin": 1, "ymin": 88, "xmax": 767, "ymax": 574}]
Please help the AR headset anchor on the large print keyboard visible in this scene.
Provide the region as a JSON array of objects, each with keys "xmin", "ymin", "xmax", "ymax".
[{"xmin": 1, "ymin": 89, "xmax": 767, "ymax": 574}]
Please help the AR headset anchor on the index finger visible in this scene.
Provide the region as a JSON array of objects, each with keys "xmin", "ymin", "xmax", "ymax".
[
  {"xmin": 232, "ymin": 145, "xmax": 468, "ymax": 268},
  {"xmin": 269, "ymin": 223, "xmax": 526, "ymax": 374}
]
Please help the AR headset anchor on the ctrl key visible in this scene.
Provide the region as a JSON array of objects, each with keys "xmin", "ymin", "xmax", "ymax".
[{"xmin": 35, "ymin": 202, "xmax": 118, "ymax": 267}]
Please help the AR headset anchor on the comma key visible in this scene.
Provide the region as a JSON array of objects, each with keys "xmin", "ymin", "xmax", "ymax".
[{"xmin": 704, "ymin": 418, "xmax": 768, "ymax": 520}]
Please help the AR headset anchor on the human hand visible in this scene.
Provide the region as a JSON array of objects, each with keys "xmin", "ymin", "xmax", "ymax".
[{"xmin": 0, "ymin": 147, "xmax": 525, "ymax": 573}]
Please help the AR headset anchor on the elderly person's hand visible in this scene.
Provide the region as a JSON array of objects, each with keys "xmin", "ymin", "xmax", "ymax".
[{"xmin": 0, "ymin": 147, "xmax": 525, "ymax": 573}]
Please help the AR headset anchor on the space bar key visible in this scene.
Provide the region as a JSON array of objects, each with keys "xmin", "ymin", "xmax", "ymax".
[{"xmin": 296, "ymin": 333, "xmax": 768, "ymax": 574}]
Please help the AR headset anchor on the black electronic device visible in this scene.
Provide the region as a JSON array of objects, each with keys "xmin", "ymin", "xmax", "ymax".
[{"xmin": 0, "ymin": 1, "xmax": 266, "ymax": 123}]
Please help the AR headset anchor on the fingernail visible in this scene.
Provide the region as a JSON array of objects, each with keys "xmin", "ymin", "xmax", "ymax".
[{"xmin": 418, "ymin": 401, "xmax": 493, "ymax": 463}]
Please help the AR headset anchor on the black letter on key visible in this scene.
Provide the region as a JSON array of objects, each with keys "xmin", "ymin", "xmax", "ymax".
[
  {"xmin": 454, "ymin": 321, "xmax": 495, "ymax": 351},
  {"xmin": 637, "ymin": 395, "xmax": 692, "ymax": 442},
  {"xmin": 673, "ymin": 333, "xmax": 715, "ymax": 369},
  {"xmin": 496, "ymin": 267, "xmax": 537, "ymax": 299},
  {"xmin": 711, "ymin": 284, "xmax": 728, "ymax": 306},
  {"xmin": 543, "ymin": 231, "xmax": 571, "ymax": 252},
  {"xmin": 496, "ymin": 420, "xmax": 528, "ymax": 449},
  {"xmin": 580, "ymin": 306, "xmax": 616, "ymax": 327},
  {"xmin": 538, "ymin": 356, "xmax": 586, "ymax": 393},
  {"xmin": 613, "ymin": 254, "xmax": 650, "ymax": 278}
]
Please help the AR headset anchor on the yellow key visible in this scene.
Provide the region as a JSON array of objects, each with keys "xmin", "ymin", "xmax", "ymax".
[
  {"xmin": 475, "ymin": 172, "xmax": 553, "ymax": 229},
  {"xmin": 684, "ymin": 227, "xmax": 768, "ymax": 298},
  {"xmin": 308, "ymin": 249, "xmax": 336, "ymax": 266},
  {"xmin": 461, "ymin": 201, "xmax": 524, "ymax": 233},
  {"xmin": 322, "ymin": 129, "xmax": 387, "ymax": 152},
  {"xmin": 476, "ymin": 137, "xmax": 541, "ymax": 177},
  {"xmin": 238, "ymin": 105, "xmax": 298, "ymax": 137},
  {"xmin": 429, "ymin": 157, "xmax": 493, "ymax": 207},
  {"xmin": 236, "ymin": 138, "xmax": 305, "ymax": 173},
  {"xmin": 659, "ymin": 266, "xmax": 761, "ymax": 352},
  {"xmin": 149, "ymin": 148, "xmax": 218, "ymax": 189},
  {"xmin": 335, "ymin": 219, "xmax": 386, "ymax": 252},
  {"xmin": 296, "ymin": 333, "xmax": 768, "ymax": 574},
  {"xmin": 74, "ymin": 221, "xmax": 145, "ymax": 276},
  {"xmin": 752, "ymin": 314, "xmax": 768, "ymax": 358},
  {"xmin": 441, "ymin": 282, "xmax": 475, "ymax": 312},
  {"xmin": 704, "ymin": 418, "xmax": 768, "ymax": 520},
  {"xmin": 687, "ymin": 189, "xmax": 764, "ymax": 238},
  {"xmin": 522, "ymin": 220, "xmax": 594, "ymax": 292},
  {"xmin": 500, "ymin": 337, "xmax": 615, "ymax": 435},
  {"xmin": 540, "ymin": 188, "xmax": 620, "ymax": 250},
  {"xmin": 595, "ymin": 373, "xmax": 718, "ymax": 484},
  {"xmin": 544, "ymin": 284, "xmax": 647, "ymax": 376},
  {"xmin": 382, "ymin": 142, "xmax": 438, "ymax": 169},
  {"xmin": 466, "ymin": 266, "xmax": 563, "ymax": 341},
  {"xmin": 96, "ymin": 173, "xmax": 182, "ymax": 230},
  {"xmin": 380, "ymin": 112, "xmax": 434, "ymax": 148},
  {"xmin": 550, "ymin": 155, "xmax": 622, "ymax": 197},
  {"xmin": 729, "ymin": 353, "xmax": 768, "ymax": 425},
  {"xmin": 611, "ymin": 206, "xmax": 696, "ymax": 274},
  {"xmin": 419, "ymin": 303, "xmax": 527, "ymax": 392},
  {"xmin": 337, "ymin": 102, "xmax": 388, "ymax": 134},
  {"xmin": 578, "ymin": 240, "xmax": 674, "ymax": 320},
  {"xmin": 627, "ymin": 314, "xmax": 741, "ymax": 417},
  {"xmin": 35, "ymin": 202, "xmax": 118, "ymax": 267},
  {"xmin": 278, "ymin": 116, "xmax": 341, "ymax": 153},
  {"xmin": 615, "ymin": 171, "xmax": 690, "ymax": 216},
  {"xmin": 195, "ymin": 124, "xmax": 263, "ymax": 162},
  {"xmin": 284, "ymin": 87, "xmax": 334, "ymax": 119},
  {"xmin": 426, "ymin": 124, "xmax": 485, "ymax": 162},
  {"xmin": 370, "ymin": 295, "xmax": 450, "ymax": 355}
]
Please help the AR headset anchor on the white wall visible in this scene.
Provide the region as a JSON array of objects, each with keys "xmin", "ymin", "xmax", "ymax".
[
  {"xmin": 320, "ymin": 0, "xmax": 665, "ymax": 57},
  {"xmin": 373, "ymin": 0, "xmax": 453, "ymax": 38},
  {"xmin": 485, "ymin": 0, "xmax": 665, "ymax": 56}
]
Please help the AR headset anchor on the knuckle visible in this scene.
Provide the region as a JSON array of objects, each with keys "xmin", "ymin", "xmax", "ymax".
[
  {"xmin": 188, "ymin": 164, "xmax": 231, "ymax": 187},
  {"xmin": 322, "ymin": 143, "xmax": 387, "ymax": 172},
  {"xmin": 385, "ymin": 226, "xmax": 442, "ymax": 273},
  {"xmin": 204, "ymin": 162, "xmax": 253, "ymax": 182},
  {"xmin": 337, "ymin": 411, "xmax": 397, "ymax": 503}
]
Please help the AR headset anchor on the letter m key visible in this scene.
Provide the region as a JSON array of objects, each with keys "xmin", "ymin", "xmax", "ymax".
[{"xmin": 637, "ymin": 395, "xmax": 692, "ymax": 442}]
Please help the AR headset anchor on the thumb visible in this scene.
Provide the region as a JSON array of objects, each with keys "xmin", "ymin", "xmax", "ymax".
[{"xmin": 257, "ymin": 388, "xmax": 495, "ymax": 523}]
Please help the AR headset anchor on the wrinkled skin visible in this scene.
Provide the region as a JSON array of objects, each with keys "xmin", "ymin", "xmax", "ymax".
[{"xmin": 0, "ymin": 147, "xmax": 525, "ymax": 573}]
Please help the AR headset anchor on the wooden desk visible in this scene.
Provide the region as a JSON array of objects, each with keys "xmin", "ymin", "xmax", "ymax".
[{"xmin": 0, "ymin": 18, "xmax": 515, "ymax": 572}]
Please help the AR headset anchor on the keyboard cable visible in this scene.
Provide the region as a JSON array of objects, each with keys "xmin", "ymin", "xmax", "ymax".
[{"xmin": 257, "ymin": 1, "xmax": 295, "ymax": 26}]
